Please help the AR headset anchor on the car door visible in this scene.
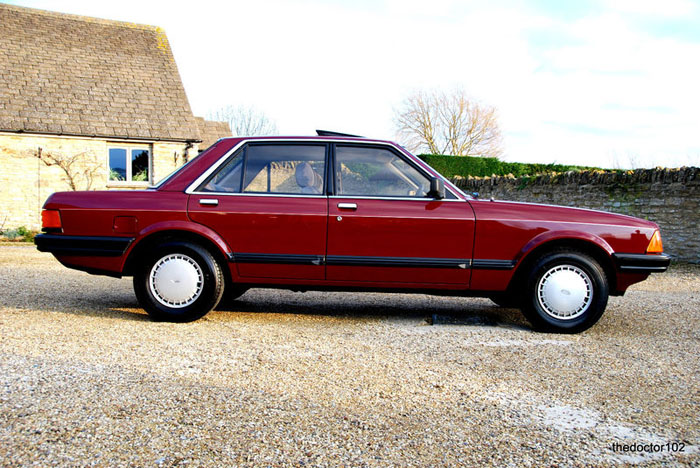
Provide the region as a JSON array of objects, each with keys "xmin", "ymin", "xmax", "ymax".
[
  {"xmin": 326, "ymin": 144, "xmax": 474, "ymax": 285},
  {"xmin": 187, "ymin": 142, "xmax": 328, "ymax": 280}
]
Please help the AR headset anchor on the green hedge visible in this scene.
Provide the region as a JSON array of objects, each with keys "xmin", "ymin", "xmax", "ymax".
[{"xmin": 417, "ymin": 154, "xmax": 600, "ymax": 178}]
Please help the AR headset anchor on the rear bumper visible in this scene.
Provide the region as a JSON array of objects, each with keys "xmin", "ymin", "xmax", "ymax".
[
  {"xmin": 35, "ymin": 234, "xmax": 134, "ymax": 257},
  {"xmin": 613, "ymin": 253, "xmax": 671, "ymax": 273}
]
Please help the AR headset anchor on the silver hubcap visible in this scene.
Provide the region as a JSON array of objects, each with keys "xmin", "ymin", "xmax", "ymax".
[
  {"xmin": 537, "ymin": 264, "xmax": 593, "ymax": 320},
  {"xmin": 149, "ymin": 254, "xmax": 204, "ymax": 308}
]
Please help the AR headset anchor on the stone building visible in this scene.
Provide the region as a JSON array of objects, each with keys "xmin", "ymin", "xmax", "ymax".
[{"xmin": 0, "ymin": 4, "xmax": 231, "ymax": 230}]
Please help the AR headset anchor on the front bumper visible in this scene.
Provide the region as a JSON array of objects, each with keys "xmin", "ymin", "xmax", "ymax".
[
  {"xmin": 613, "ymin": 253, "xmax": 671, "ymax": 273},
  {"xmin": 35, "ymin": 234, "xmax": 134, "ymax": 257}
]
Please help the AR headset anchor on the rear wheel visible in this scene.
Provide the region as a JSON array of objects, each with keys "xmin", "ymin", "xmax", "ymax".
[
  {"xmin": 521, "ymin": 251, "xmax": 608, "ymax": 333},
  {"xmin": 133, "ymin": 241, "xmax": 224, "ymax": 322}
]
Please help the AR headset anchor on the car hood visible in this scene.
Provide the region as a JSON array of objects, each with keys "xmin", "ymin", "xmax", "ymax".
[{"xmin": 470, "ymin": 198, "xmax": 659, "ymax": 229}]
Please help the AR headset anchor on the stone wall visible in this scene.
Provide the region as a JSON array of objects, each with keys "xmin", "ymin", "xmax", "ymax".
[
  {"xmin": 452, "ymin": 168, "xmax": 700, "ymax": 263},
  {"xmin": 0, "ymin": 133, "xmax": 197, "ymax": 230}
]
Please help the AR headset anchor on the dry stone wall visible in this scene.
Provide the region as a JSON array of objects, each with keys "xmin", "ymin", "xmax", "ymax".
[{"xmin": 452, "ymin": 168, "xmax": 700, "ymax": 263}]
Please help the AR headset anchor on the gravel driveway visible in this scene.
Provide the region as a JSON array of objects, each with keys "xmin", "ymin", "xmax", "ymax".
[{"xmin": 1, "ymin": 245, "xmax": 698, "ymax": 467}]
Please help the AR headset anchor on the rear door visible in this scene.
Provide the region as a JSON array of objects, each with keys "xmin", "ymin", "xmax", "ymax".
[
  {"xmin": 188, "ymin": 142, "xmax": 328, "ymax": 280},
  {"xmin": 326, "ymin": 144, "xmax": 474, "ymax": 285}
]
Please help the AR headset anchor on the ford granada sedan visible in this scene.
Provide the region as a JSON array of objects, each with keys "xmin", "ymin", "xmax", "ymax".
[{"xmin": 35, "ymin": 133, "xmax": 670, "ymax": 333}]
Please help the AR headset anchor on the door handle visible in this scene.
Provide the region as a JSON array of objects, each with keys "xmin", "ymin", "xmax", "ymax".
[
  {"xmin": 199, "ymin": 198, "xmax": 219, "ymax": 206},
  {"xmin": 337, "ymin": 203, "xmax": 357, "ymax": 210}
]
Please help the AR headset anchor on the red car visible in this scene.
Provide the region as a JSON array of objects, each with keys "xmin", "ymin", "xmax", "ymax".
[{"xmin": 35, "ymin": 134, "xmax": 670, "ymax": 332}]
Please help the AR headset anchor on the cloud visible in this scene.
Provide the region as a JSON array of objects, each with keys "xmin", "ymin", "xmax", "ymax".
[
  {"xmin": 492, "ymin": 6, "xmax": 700, "ymax": 167},
  {"xmin": 599, "ymin": 0, "xmax": 697, "ymax": 17}
]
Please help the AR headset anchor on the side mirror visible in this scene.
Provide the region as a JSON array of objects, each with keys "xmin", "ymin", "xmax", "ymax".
[{"xmin": 428, "ymin": 177, "xmax": 445, "ymax": 200}]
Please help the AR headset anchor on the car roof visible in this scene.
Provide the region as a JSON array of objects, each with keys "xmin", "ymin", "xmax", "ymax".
[
  {"xmin": 159, "ymin": 135, "xmax": 468, "ymax": 201},
  {"xmin": 218, "ymin": 135, "xmax": 398, "ymax": 146}
]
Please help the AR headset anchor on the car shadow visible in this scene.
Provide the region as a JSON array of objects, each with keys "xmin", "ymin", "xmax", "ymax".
[
  {"xmin": 4, "ymin": 291, "xmax": 151, "ymax": 322},
  {"xmin": 214, "ymin": 290, "xmax": 529, "ymax": 329},
  {"xmin": 13, "ymin": 286, "xmax": 527, "ymax": 328}
]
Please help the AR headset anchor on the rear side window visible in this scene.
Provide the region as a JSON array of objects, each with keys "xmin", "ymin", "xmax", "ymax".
[
  {"xmin": 197, "ymin": 148, "xmax": 244, "ymax": 193},
  {"xmin": 197, "ymin": 144, "xmax": 326, "ymax": 195}
]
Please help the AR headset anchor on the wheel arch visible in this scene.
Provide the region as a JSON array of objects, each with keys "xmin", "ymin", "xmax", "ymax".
[
  {"xmin": 123, "ymin": 226, "xmax": 231, "ymax": 278},
  {"xmin": 508, "ymin": 234, "xmax": 617, "ymax": 294}
]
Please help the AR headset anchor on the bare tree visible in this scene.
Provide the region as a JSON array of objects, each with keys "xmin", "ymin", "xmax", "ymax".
[
  {"xmin": 208, "ymin": 105, "xmax": 278, "ymax": 137},
  {"xmin": 36, "ymin": 147, "xmax": 101, "ymax": 191},
  {"xmin": 394, "ymin": 88, "xmax": 503, "ymax": 158}
]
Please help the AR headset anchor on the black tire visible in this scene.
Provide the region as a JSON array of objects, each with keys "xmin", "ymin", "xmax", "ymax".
[
  {"xmin": 521, "ymin": 251, "xmax": 608, "ymax": 333},
  {"xmin": 133, "ymin": 241, "xmax": 224, "ymax": 322},
  {"xmin": 489, "ymin": 292, "xmax": 521, "ymax": 308}
]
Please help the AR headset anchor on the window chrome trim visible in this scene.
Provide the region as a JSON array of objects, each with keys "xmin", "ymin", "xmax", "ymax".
[
  {"xmin": 329, "ymin": 195, "xmax": 465, "ymax": 203},
  {"xmin": 188, "ymin": 191, "xmax": 466, "ymax": 202},
  {"xmin": 184, "ymin": 138, "xmax": 463, "ymax": 200},
  {"xmin": 188, "ymin": 191, "xmax": 328, "ymax": 200}
]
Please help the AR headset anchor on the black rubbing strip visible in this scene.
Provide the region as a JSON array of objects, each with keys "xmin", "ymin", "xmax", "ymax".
[
  {"xmin": 232, "ymin": 253, "xmax": 324, "ymax": 266},
  {"xmin": 326, "ymin": 256, "xmax": 471, "ymax": 269},
  {"xmin": 231, "ymin": 254, "xmax": 472, "ymax": 269},
  {"xmin": 471, "ymin": 259, "xmax": 516, "ymax": 270}
]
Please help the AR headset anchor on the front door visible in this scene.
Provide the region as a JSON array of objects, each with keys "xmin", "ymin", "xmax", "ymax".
[
  {"xmin": 326, "ymin": 145, "xmax": 474, "ymax": 285},
  {"xmin": 188, "ymin": 143, "xmax": 328, "ymax": 280}
]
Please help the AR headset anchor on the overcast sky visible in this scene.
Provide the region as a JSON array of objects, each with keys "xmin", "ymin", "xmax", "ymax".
[{"xmin": 6, "ymin": 0, "xmax": 700, "ymax": 168}]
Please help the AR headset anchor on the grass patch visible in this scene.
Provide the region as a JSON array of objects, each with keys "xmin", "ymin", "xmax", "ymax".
[{"xmin": 1, "ymin": 226, "xmax": 38, "ymax": 243}]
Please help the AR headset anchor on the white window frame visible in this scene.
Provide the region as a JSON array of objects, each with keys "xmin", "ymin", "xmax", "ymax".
[{"xmin": 107, "ymin": 143, "xmax": 152, "ymax": 185}]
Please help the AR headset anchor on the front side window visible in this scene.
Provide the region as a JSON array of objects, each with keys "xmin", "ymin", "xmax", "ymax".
[
  {"xmin": 198, "ymin": 144, "xmax": 326, "ymax": 195},
  {"xmin": 335, "ymin": 146, "xmax": 430, "ymax": 198},
  {"xmin": 108, "ymin": 145, "xmax": 151, "ymax": 183}
]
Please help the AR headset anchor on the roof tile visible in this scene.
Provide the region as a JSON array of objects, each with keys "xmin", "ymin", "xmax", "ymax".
[
  {"xmin": 0, "ymin": 4, "xmax": 202, "ymax": 141},
  {"xmin": 195, "ymin": 117, "xmax": 232, "ymax": 149}
]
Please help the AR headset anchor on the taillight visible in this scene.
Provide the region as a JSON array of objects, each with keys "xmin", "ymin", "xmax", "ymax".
[
  {"xmin": 646, "ymin": 230, "xmax": 663, "ymax": 254},
  {"xmin": 41, "ymin": 209, "xmax": 62, "ymax": 232}
]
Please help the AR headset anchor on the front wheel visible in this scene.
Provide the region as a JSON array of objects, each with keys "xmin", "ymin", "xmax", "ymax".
[
  {"xmin": 133, "ymin": 241, "xmax": 224, "ymax": 322},
  {"xmin": 521, "ymin": 251, "xmax": 608, "ymax": 333}
]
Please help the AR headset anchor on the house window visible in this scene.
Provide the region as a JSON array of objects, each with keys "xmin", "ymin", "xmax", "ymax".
[{"xmin": 108, "ymin": 145, "xmax": 151, "ymax": 183}]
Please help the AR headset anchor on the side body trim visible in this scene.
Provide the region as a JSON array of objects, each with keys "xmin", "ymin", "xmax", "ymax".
[
  {"xmin": 229, "ymin": 253, "xmax": 324, "ymax": 266},
  {"xmin": 326, "ymin": 255, "xmax": 470, "ymax": 269},
  {"xmin": 471, "ymin": 259, "xmax": 517, "ymax": 270},
  {"xmin": 228, "ymin": 253, "xmax": 474, "ymax": 269}
]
